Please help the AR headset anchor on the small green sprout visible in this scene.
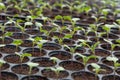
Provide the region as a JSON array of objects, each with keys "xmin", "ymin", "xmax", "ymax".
[
  {"xmin": 12, "ymin": 39, "xmax": 23, "ymax": 52},
  {"xmin": 76, "ymin": 53, "xmax": 98, "ymax": 67},
  {"xmin": 27, "ymin": 62, "xmax": 39, "ymax": 75},
  {"xmin": 37, "ymin": 39, "xmax": 48, "ymax": 53},
  {"xmin": 24, "ymin": 22, "xmax": 33, "ymax": 27},
  {"xmin": 102, "ymin": 9, "xmax": 111, "ymax": 16},
  {"xmin": 106, "ymin": 56, "xmax": 120, "ymax": 70},
  {"xmin": 55, "ymin": 15, "xmax": 64, "ymax": 25},
  {"xmin": 15, "ymin": 52, "xmax": 32, "ymax": 63},
  {"xmin": 71, "ymin": 18, "xmax": 80, "ymax": 25},
  {"xmin": 91, "ymin": 63, "xmax": 106, "ymax": 80},
  {"xmin": 45, "ymin": 66, "xmax": 65, "ymax": 79},
  {"xmin": 2, "ymin": 32, "xmax": 13, "ymax": 43},
  {"xmin": 51, "ymin": 67, "xmax": 65, "ymax": 79},
  {"xmin": 102, "ymin": 24, "xmax": 111, "ymax": 39},
  {"xmin": 0, "ymin": 2, "xmax": 5, "ymax": 11},
  {"xmin": 106, "ymin": 56, "xmax": 120, "ymax": 79},
  {"xmin": 50, "ymin": 57, "xmax": 59, "ymax": 64},
  {"xmin": 104, "ymin": 39, "xmax": 118, "ymax": 53},
  {"xmin": 64, "ymin": 45, "xmax": 82, "ymax": 59},
  {"xmin": 79, "ymin": 40, "xmax": 100, "ymax": 55}
]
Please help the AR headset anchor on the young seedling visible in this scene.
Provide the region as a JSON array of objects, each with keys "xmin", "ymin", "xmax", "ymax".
[
  {"xmin": 71, "ymin": 18, "xmax": 80, "ymax": 27},
  {"xmin": 106, "ymin": 56, "xmax": 120, "ymax": 80},
  {"xmin": 116, "ymin": 39, "xmax": 120, "ymax": 44},
  {"xmin": 63, "ymin": 16, "xmax": 71, "ymax": 22},
  {"xmin": 1, "ymin": 32, "xmax": 13, "ymax": 44},
  {"xmin": 15, "ymin": 52, "xmax": 32, "ymax": 64},
  {"xmin": 76, "ymin": 53, "xmax": 98, "ymax": 68},
  {"xmin": 89, "ymin": 24, "xmax": 98, "ymax": 34},
  {"xmin": 83, "ymin": 5, "xmax": 91, "ymax": 15},
  {"xmin": 51, "ymin": 67, "xmax": 65, "ymax": 80},
  {"xmin": 37, "ymin": 39, "xmax": 48, "ymax": 54},
  {"xmin": 102, "ymin": 24, "xmax": 115, "ymax": 39},
  {"xmin": 29, "ymin": 37, "xmax": 42, "ymax": 53},
  {"xmin": 45, "ymin": 27, "xmax": 57, "ymax": 40},
  {"xmin": 41, "ymin": 16, "xmax": 49, "ymax": 25},
  {"xmin": 12, "ymin": 39, "xmax": 23, "ymax": 52},
  {"xmin": 102, "ymin": 9, "xmax": 111, "ymax": 17},
  {"xmin": 104, "ymin": 39, "xmax": 118, "ymax": 53},
  {"xmin": 35, "ymin": 22, "xmax": 43, "ymax": 28},
  {"xmin": 91, "ymin": 63, "xmax": 106, "ymax": 80},
  {"xmin": 27, "ymin": 62, "xmax": 39, "ymax": 79},
  {"xmin": 89, "ymin": 42, "xmax": 100, "ymax": 55},
  {"xmin": 15, "ymin": 52, "xmax": 32, "ymax": 75},
  {"xmin": 50, "ymin": 57, "xmax": 59, "ymax": 64},
  {"xmin": 53, "ymin": 36, "xmax": 64, "ymax": 45},
  {"xmin": 55, "ymin": 15, "xmax": 64, "ymax": 26},
  {"xmin": 0, "ymin": 2, "xmax": 5, "ymax": 12},
  {"xmin": 57, "ymin": 26, "xmax": 67, "ymax": 37},
  {"xmin": 79, "ymin": 39, "xmax": 100, "ymax": 55},
  {"xmin": 64, "ymin": 44, "xmax": 82, "ymax": 60},
  {"xmin": 0, "ymin": 59, "xmax": 6, "ymax": 78},
  {"xmin": 24, "ymin": 21, "xmax": 33, "ymax": 29}
]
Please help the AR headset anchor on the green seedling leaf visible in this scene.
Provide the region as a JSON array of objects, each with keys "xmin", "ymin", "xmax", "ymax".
[
  {"xmin": 91, "ymin": 63, "xmax": 100, "ymax": 69},
  {"xmin": 41, "ymin": 16, "xmax": 48, "ymax": 20},
  {"xmin": 104, "ymin": 39, "xmax": 117, "ymax": 51},
  {"xmin": 51, "ymin": 67, "xmax": 65, "ymax": 72},
  {"xmin": 106, "ymin": 56, "xmax": 118, "ymax": 63},
  {"xmin": 50, "ymin": 57, "xmax": 58, "ymax": 64},
  {"xmin": 64, "ymin": 34, "xmax": 72, "ymax": 39},
  {"xmin": 90, "ymin": 42, "xmax": 100, "ymax": 54},
  {"xmin": 27, "ymin": 62, "xmax": 39, "ymax": 67},
  {"xmin": 91, "ymin": 16, "xmax": 98, "ymax": 22},
  {"xmin": 76, "ymin": 53, "xmax": 85, "ymax": 58},
  {"xmin": 27, "ymin": 62, "xmax": 39, "ymax": 74},
  {"xmin": 4, "ymin": 32, "xmax": 13, "ymax": 37},
  {"xmin": 26, "ymin": 16, "xmax": 32, "ymax": 21},
  {"xmin": 116, "ymin": 39, "xmax": 120, "ymax": 44},
  {"xmin": 115, "ymin": 63, "xmax": 120, "ymax": 68},
  {"xmin": 78, "ymin": 39, "xmax": 86, "ymax": 43},
  {"xmin": 102, "ymin": 9, "xmax": 111, "ymax": 16},
  {"xmin": 35, "ymin": 22, "xmax": 43, "ymax": 28},
  {"xmin": 72, "ymin": 18, "xmax": 80, "ymax": 22},
  {"xmin": 84, "ymin": 6, "xmax": 91, "ymax": 13},
  {"xmin": 0, "ymin": 24, "xmax": 5, "ymax": 32},
  {"xmin": 55, "ymin": 15, "xmax": 63, "ymax": 20},
  {"xmin": 91, "ymin": 63, "xmax": 106, "ymax": 75},
  {"xmin": 24, "ymin": 22, "xmax": 33, "ymax": 26},
  {"xmin": 102, "ymin": 25, "xmax": 111, "ymax": 32},
  {"xmin": 64, "ymin": 45, "xmax": 70, "ymax": 50},
  {"xmin": 63, "ymin": 16, "xmax": 71, "ymax": 21},
  {"xmin": 15, "ymin": 52, "xmax": 32, "ymax": 62},
  {"xmin": 29, "ymin": 37, "xmax": 34, "ymax": 41},
  {"xmin": 34, "ymin": 37, "xmax": 43, "ymax": 42},
  {"xmin": 116, "ymin": 19, "xmax": 120, "ymax": 24},
  {"xmin": 51, "ymin": 66, "xmax": 65, "ymax": 76},
  {"xmin": 15, "ymin": 52, "xmax": 32, "ymax": 57},
  {"xmin": 0, "ymin": 2, "xmax": 5, "ymax": 10},
  {"xmin": 76, "ymin": 53, "xmax": 97, "ymax": 66},
  {"xmin": 39, "ymin": 40, "xmax": 48, "ymax": 43},
  {"xmin": 13, "ymin": 40, "xmax": 23, "ymax": 46}
]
